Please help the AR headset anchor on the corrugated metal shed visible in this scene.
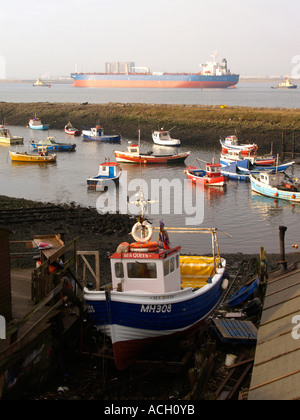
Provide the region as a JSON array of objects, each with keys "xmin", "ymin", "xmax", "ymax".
[
  {"xmin": 248, "ymin": 264, "xmax": 300, "ymax": 400},
  {"xmin": 0, "ymin": 228, "xmax": 12, "ymax": 322}
]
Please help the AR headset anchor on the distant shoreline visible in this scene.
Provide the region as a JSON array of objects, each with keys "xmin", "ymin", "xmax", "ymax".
[{"xmin": 0, "ymin": 78, "xmax": 296, "ymax": 84}]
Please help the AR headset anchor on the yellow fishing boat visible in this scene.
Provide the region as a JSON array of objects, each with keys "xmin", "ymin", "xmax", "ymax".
[{"xmin": 9, "ymin": 150, "xmax": 57, "ymax": 163}]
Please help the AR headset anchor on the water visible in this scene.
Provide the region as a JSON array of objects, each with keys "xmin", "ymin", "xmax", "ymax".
[
  {"xmin": 0, "ymin": 80, "xmax": 300, "ymax": 108},
  {"xmin": 1, "ymin": 124, "xmax": 300, "ymax": 255}
]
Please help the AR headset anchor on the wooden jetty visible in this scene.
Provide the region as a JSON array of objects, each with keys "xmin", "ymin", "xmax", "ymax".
[{"xmin": 248, "ymin": 260, "xmax": 300, "ymax": 400}]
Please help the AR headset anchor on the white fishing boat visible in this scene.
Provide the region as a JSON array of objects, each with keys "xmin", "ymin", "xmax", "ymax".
[
  {"xmin": 84, "ymin": 191, "xmax": 229, "ymax": 370},
  {"xmin": 0, "ymin": 125, "xmax": 23, "ymax": 145},
  {"xmin": 152, "ymin": 129, "xmax": 181, "ymax": 146}
]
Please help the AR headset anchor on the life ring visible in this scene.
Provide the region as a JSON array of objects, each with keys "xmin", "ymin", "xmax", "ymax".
[
  {"xmin": 130, "ymin": 241, "xmax": 159, "ymax": 252},
  {"xmin": 131, "ymin": 221, "xmax": 153, "ymax": 243},
  {"xmin": 130, "ymin": 241, "xmax": 158, "ymax": 249}
]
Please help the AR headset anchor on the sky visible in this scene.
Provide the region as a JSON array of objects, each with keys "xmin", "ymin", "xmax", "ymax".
[{"xmin": 1, "ymin": 0, "xmax": 300, "ymax": 79}]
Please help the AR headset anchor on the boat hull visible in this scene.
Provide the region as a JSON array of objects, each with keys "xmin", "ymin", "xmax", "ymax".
[
  {"xmin": 31, "ymin": 143, "xmax": 76, "ymax": 152},
  {"xmin": 250, "ymin": 174, "xmax": 300, "ymax": 202},
  {"xmin": 29, "ymin": 124, "xmax": 49, "ymax": 130},
  {"xmin": 9, "ymin": 151, "xmax": 56, "ymax": 163},
  {"xmin": 84, "ymin": 260, "xmax": 226, "ymax": 370},
  {"xmin": 0, "ymin": 137, "xmax": 23, "ymax": 145},
  {"xmin": 114, "ymin": 151, "xmax": 190, "ymax": 164},
  {"xmin": 82, "ymin": 134, "xmax": 121, "ymax": 143},
  {"xmin": 186, "ymin": 167, "xmax": 227, "ymax": 186},
  {"xmin": 71, "ymin": 73, "xmax": 239, "ymax": 89},
  {"xmin": 65, "ymin": 129, "xmax": 81, "ymax": 136}
]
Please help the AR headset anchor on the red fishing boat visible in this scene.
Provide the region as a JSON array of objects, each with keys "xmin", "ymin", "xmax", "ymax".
[
  {"xmin": 64, "ymin": 122, "xmax": 81, "ymax": 136},
  {"xmin": 185, "ymin": 163, "xmax": 227, "ymax": 186},
  {"xmin": 114, "ymin": 143, "xmax": 190, "ymax": 164}
]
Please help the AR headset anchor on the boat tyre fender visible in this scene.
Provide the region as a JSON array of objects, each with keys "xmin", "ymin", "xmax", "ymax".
[{"xmin": 131, "ymin": 221, "xmax": 153, "ymax": 243}]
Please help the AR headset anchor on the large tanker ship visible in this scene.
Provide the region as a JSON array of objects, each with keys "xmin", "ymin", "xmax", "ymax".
[{"xmin": 71, "ymin": 55, "xmax": 239, "ymax": 89}]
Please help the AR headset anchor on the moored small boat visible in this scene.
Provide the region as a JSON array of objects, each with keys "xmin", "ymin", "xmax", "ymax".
[
  {"xmin": 152, "ymin": 129, "xmax": 181, "ymax": 146},
  {"xmin": 220, "ymin": 150, "xmax": 276, "ymax": 167},
  {"xmin": 0, "ymin": 125, "xmax": 23, "ymax": 145},
  {"xmin": 82, "ymin": 125, "xmax": 121, "ymax": 142},
  {"xmin": 114, "ymin": 143, "xmax": 190, "ymax": 164},
  {"xmin": 87, "ymin": 161, "xmax": 122, "ymax": 190},
  {"xmin": 31, "ymin": 137, "xmax": 76, "ymax": 152},
  {"xmin": 185, "ymin": 163, "xmax": 227, "ymax": 186},
  {"xmin": 64, "ymin": 122, "xmax": 81, "ymax": 136},
  {"xmin": 250, "ymin": 171, "xmax": 300, "ymax": 203},
  {"xmin": 28, "ymin": 116, "xmax": 49, "ymax": 130},
  {"xmin": 220, "ymin": 135, "xmax": 258, "ymax": 156},
  {"xmin": 9, "ymin": 149, "xmax": 56, "ymax": 163}
]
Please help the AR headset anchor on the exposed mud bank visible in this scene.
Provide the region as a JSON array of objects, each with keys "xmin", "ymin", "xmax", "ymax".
[{"xmin": 1, "ymin": 102, "xmax": 300, "ymax": 152}]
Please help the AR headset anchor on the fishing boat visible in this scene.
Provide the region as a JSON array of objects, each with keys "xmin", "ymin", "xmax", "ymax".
[
  {"xmin": 64, "ymin": 122, "xmax": 81, "ymax": 136},
  {"xmin": 0, "ymin": 125, "xmax": 23, "ymax": 145},
  {"xmin": 84, "ymin": 213, "xmax": 229, "ymax": 370},
  {"xmin": 220, "ymin": 135, "xmax": 258, "ymax": 156},
  {"xmin": 271, "ymin": 77, "xmax": 297, "ymax": 89},
  {"xmin": 87, "ymin": 161, "xmax": 122, "ymax": 190},
  {"xmin": 220, "ymin": 150, "xmax": 276, "ymax": 167},
  {"xmin": 236, "ymin": 159, "xmax": 295, "ymax": 174},
  {"xmin": 82, "ymin": 125, "xmax": 121, "ymax": 142},
  {"xmin": 114, "ymin": 143, "xmax": 190, "ymax": 164},
  {"xmin": 31, "ymin": 137, "xmax": 76, "ymax": 152},
  {"xmin": 220, "ymin": 162, "xmax": 250, "ymax": 182},
  {"xmin": 185, "ymin": 163, "xmax": 227, "ymax": 186},
  {"xmin": 9, "ymin": 149, "xmax": 56, "ymax": 163},
  {"xmin": 152, "ymin": 129, "xmax": 181, "ymax": 146},
  {"xmin": 28, "ymin": 116, "xmax": 49, "ymax": 130},
  {"xmin": 250, "ymin": 171, "xmax": 300, "ymax": 203}
]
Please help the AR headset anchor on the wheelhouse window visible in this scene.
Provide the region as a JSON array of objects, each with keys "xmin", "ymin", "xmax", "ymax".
[
  {"xmin": 127, "ymin": 262, "xmax": 157, "ymax": 279},
  {"xmin": 164, "ymin": 260, "xmax": 169, "ymax": 276},
  {"xmin": 115, "ymin": 262, "xmax": 124, "ymax": 278}
]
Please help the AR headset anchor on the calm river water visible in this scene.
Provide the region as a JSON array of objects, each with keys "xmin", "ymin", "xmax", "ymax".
[{"xmin": 1, "ymin": 123, "xmax": 300, "ymax": 255}]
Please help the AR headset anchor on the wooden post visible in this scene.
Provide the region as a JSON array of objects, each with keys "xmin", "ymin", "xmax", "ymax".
[
  {"xmin": 279, "ymin": 226, "xmax": 288, "ymax": 271},
  {"xmin": 292, "ymin": 130, "xmax": 295, "ymax": 159}
]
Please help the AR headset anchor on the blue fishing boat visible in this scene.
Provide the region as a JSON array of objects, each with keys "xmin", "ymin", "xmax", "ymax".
[
  {"xmin": 236, "ymin": 159, "xmax": 295, "ymax": 174},
  {"xmin": 250, "ymin": 171, "xmax": 300, "ymax": 203},
  {"xmin": 82, "ymin": 125, "xmax": 121, "ymax": 142},
  {"xmin": 227, "ymin": 277, "xmax": 260, "ymax": 307},
  {"xmin": 31, "ymin": 137, "xmax": 76, "ymax": 152},
  {"xmin": 28, "ymin": 117, "xmax": 49, "ymax": 130},
  {"xmin": 84, "ymin": 216, "xmax": 229, "ymax": 370},
  {"xmin": 221, "ymin": 162, "xmax": 250, "ymax": 181},
  {"xmin": 87, "ymin": 161, "xmax": 122, "ymax": 190}
]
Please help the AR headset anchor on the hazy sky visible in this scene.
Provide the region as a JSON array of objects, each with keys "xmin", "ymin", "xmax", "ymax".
[{"xmin": 1, "ymin": 0, "xmax": 300, "ymax": 79}]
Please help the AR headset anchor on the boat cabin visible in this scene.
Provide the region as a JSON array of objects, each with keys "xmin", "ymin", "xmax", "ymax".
[
  {"xmin": 110, "ymin": 246, "xmax": 182, "ymax": 294},
  {"xmin": 258, "ymin": 171, "xmax": 285, "ymax": 187},
  {"xmin": 223, "ymin": 135, "xmax": 240, "ymax": 146},
  {"xmin": 205, "ymin": 163, "xmax": 222, "ymax": 178},
  {"xmin": 154, "ymin": 131, "xmax": 171, "ymax": 141},
  {"xmin": 97, "ymin": 162, "xmax": 121, "ymax": 179},
  {"xmin": 90, "ymin": 126, "xmax": 104, "ymax": 137},
  {"xmin": 127, "ymin": 144, "xmax": 140, "ymax": 154}
]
